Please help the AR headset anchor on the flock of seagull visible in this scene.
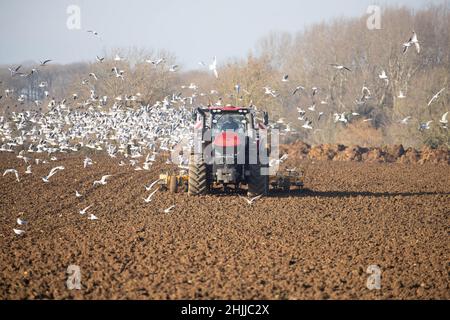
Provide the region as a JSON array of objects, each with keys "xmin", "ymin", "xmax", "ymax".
[
  {"xmin": 1, "ymin": 30, "xmax": 447, "ymax": 134},
  {"xmin": 0, "ymin": 90, "xmax": 266, "ymax": 236},
  {"xmin": 0, "ymin": 98, "xmax": 198, "ymax": 235},
  {"xmin": 0, "ymin": 29, "xmax": 448, "ymax": 236},
  {"xmin": 262, "ymin": 31, "xmax": 447, "ymax": 133}
]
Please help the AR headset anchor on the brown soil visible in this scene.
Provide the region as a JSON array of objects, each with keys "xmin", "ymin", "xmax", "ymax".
[
  {"xmin": 281, "ymin": 141, "xmax": 449, "ymax": 165},
  {"xmin": 0, "ymin": 152, "xmax": 449, "ymax": 299}
]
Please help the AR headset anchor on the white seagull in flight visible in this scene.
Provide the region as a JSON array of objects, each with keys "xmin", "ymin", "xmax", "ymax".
[
  {"xmin": 403, "ymin": 31, "xmax": 420, "ymax": 54},
  {"xmin": 427, "ymin": 88, "xmax": 445, "ymax": 107},
  {"xmin": 42, "ymin": 166, "xmax": 64, "ymax": 183},
  {"xmin": 209, "ymin": 57, "xmax": 218, "ymax": 78},
  {"xmin": 239, "ymin": 194, "xmax": 263, "ymax": 205}
]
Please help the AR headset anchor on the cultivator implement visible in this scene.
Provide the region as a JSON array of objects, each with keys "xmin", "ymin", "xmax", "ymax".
[{"xmin": 159, "ymin": 168, "xmax": 304, "ymax": 194}]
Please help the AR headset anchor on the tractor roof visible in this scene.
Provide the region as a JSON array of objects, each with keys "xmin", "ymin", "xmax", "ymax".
[
  {"xmin": 208, "ymin": 106, "xmax": 245, "ymax": 111},
  {"xmin": 206, "ymin": 106, "xmax": 252, "ymax": 113},
  {"xmin": 195, "ymin": 106, "xmax": 255, "ymax": 118}
]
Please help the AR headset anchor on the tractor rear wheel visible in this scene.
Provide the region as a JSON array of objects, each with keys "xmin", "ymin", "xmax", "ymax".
[
  {"xmin": 248, "ymin": 164, "xmax": 268, "ymax": 197},
  {"xmin": 188, "ymin": 154, "xmax": 209, "ymax": 195}
]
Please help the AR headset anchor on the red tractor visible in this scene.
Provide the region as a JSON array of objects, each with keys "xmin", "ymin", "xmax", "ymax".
[
  {"xmin": 188, "ymin": 106, "xmax": 270, "ymax": 197},
  {"xmin": 159, "ymin": 106, "xmax": 304, "ymax": 195}
]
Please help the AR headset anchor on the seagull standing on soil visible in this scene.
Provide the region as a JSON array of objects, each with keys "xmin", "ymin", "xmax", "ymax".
[
  {"xmin": 17, "ymin": 217, "xmax": 28, "ymax": 225},
  {"xmin": 75, "ymin": 190, "xmax": 83, "ymax": 198},
  {"xmin": 83, "ymin": 157, "xmax": 93, "ymax": 168},
  {"xmin": 13, "ymin": 229, "xmax": 25, "ymax": 235},
  {"xmin": 88, "ymin": 213, "xmax": 98, "ymax": 220}
]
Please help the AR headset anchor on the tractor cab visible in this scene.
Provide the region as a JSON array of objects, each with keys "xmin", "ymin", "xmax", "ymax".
[
  {"xmin": 212, "ymin": 113, "xmax": 246, "ymax": 134},
  {"xmin": 211, "ymin": 109, "xmax": 250, "ymax": 151}
]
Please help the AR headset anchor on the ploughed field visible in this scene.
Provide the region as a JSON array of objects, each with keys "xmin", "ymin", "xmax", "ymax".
[{"xmin": 0, "ymin": 152, "xmax": 448, "ymax": 299}]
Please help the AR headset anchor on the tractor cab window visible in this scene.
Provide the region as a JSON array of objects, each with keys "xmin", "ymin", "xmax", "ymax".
[{"xmin": 212, "ymin": 114, "xmax": 246, "ymax": 136}]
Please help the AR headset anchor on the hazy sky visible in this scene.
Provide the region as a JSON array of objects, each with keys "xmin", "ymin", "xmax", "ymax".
[{"xmin": 0, "ymin": 0, "xmax": 443, "ymax": 69}]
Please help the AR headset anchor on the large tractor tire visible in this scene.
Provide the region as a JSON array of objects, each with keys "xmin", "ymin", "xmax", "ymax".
[
  {"xmin": 188, "ymin": 154, "xmax": 209, "ymax": 195},
  {"xmin": 247, "ymin": 164, "xmax": 268, "ymax": 197}
]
